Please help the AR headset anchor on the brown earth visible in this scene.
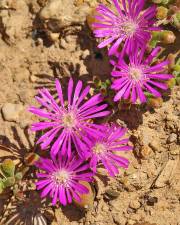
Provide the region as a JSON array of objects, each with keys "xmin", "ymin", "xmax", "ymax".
[{"xmin": 0, "ymin": 1, "xmax": 179, "ymax": 225}]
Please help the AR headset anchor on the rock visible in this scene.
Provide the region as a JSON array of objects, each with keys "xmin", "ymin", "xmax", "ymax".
[
  {"xmin": 129, "ymin": 200, "xmax": 141, "ymax": 210},
  {"xmin": 39, "ymin": 0, "xmax": 91, "ymax": 32},
  {"xmin": 146, "ymin": 196, "xmax": 158, "ymax": 206},
  {"xmin": 105, "ymin": 189, "xmax": 120, "ymax": 198},
  {"xmin": 29, "ymin": 75, "xmax": 37, "ymax": 83},
  {"xmin": 81, "ymin": 49, "xmax": 90, "ymax": 59},
  {"xmin": 0, "ymin": 0, "xmax": 30, "ymax": 44},
  {"xmin": 60, "ymin": 38, "xmax": 68, "ymax": 49},
  {"xmin": 167, "ymin": 133, "xmax": 177, "ymax": 143},
  {"xmin": 1, "ymin": 103, "xmax": 23, "ymax": 122},
  {"xmin": 153, "ymin": 158, "xmax": 179, "ymax": 188},
  {"xmin": 169, "ymin": 143, "xmax": 180, "ymax": 155},
  {"xmin": 48, "ymin": 32, "xmax": 59, "ymax": 42},
  {"xmin": 140, "ymin": 145, "xmax": 153, "ymax": 159},
  {"xmin": 149, "ymin": 140, "xmax": 162, "ymax": 152}
]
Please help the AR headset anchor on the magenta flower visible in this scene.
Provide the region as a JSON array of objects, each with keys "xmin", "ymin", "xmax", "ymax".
[
  {"xmin": 92, "ymin": 0, "xmax": 159, "ymax": 55},
  {"xmin": 36, "ymin": 154, "xmax": 94, "ymax": 205},
  {"xmin": 29, "ymin": 78, "xmax": 110, "ymax": 157},
  {"xmin": 87, "ymin": 124, "xmax": 132, "ymax": 177},
  {"xmin": 111, "ymin": 47, "xmax": 173, "ymax": 103}
]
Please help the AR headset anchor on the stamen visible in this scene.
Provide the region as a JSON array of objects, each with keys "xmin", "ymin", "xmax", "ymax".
[
  {"xmin": 129, "ymin": 67, "xmax": 143, "ymax": 80},
  {"xmin": 62, "ymin": 112, "xmax": 76, "ymax": 129},
  {"xmin": 93, "ymin": 143, "xmax": 107, "ymax": 155},
  {"xmin": 53, "ymin": 170, "xmax": 69, "ymax": 185}
]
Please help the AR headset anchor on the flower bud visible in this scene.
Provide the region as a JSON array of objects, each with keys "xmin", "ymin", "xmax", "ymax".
[
  {"xmin": 147, "ymin": 97, "xmax": 163, "ymax": 108},
  {"xmin": 160, "ymin": 31, "xmax": 176, "ymax": 44},
  {"xmin": 174, "ymin": 64, "xmax": 180, "ymax": 72},
  {"xmin": 24, "ymin": 153, "xmax": 40, "ymax": 166},
  {"xmin": 1, "ymin": 159, "xmax": 15, "ymax": 177},
  {"xmin": 73, "ymin": 181, "xmax": 95, "ymax": 210},
  {"xmin": 171, "ymin": 12, "xmax": 180, "ymax": 30},
  {"xmin": 156, "ymin": 6, "xmax": 168, "ymax": 19},
  {"xmin": 152, "ymin": 0, "xmax": 170, "ymax": 4},
  {"xmin": 165, "ymin": 78, "xmax": 176, "ymax": 88},
  {"xmin": 87, "ymin": 9, "xmax": 98, "ymax": 30}
]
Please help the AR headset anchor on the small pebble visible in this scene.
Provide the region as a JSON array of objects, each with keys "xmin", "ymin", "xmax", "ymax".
[
  {"xmin": 48, "ymin": 32, "xmax": 59, "ymax": 42},
  {"xmin": 140, "ymin": 145, "xmax": 153, "ymax": 159},
  {"xmin": 60, "ymin": 38, "xmax": 68, "ymax": 49},
  {"xmin": 1, "ymin": 103, "xmax": 23, "ymax": 122},
  {"xmin": 29, "ymin": 75, "xmax": 37, "ymax": 83},
  {"xmin": 81, "ymin": 49, "xmax": 90, "ymax": 59},
  {"xmin": 129, "ymin": 200, "xmax": 141, "ymax": 209},
  {"xmin": 167, "ymin": 133, "xmax": 177, "ymax": 143},
  {"xmin": 149, "ymin": 140, "xmax": 162, "ymax": 152},
  {"xmin": 105, "ymin": 189, "xmax": 120, "ymax": 198}
]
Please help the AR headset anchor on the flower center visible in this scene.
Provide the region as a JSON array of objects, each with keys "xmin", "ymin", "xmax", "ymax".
[
  {"xmin": 53, "ymin": 170, "xmax": 69, "ymax": 185},
  {"xmin": 122, "ymin": 21, "xmax": 137, "ymax": 37},
  {"xmin": 129, "ymin": 67, "xmax": 143, "ymax": 80},
  {"xmin": 93, "ymin": 143, "xmax": 107, "ymax": 155},
  {"xmin": 62, "ymin": 112, "xmax": 76, "ymax": 129}
]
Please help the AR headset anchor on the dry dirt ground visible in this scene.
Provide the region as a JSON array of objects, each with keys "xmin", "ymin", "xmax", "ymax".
[{"xmin": 0, "ymin": 1, "xmax": 179, "ymax": 225}]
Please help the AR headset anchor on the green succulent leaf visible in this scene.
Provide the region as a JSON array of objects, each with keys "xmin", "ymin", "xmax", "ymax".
[
  {"xmin": 1, "ymin": 159, "xmax": 15, "ymax": 177},
  {"xmin": 15, "ymin": 172, "xmax": 23, "ymax": 181},
  {"xmin": 0, "ymin": 180, "xmax": 5, "ymax": 194},
  {"xmin": 3, "ymin": 177, "xmax": 15, "ymax": 187}
]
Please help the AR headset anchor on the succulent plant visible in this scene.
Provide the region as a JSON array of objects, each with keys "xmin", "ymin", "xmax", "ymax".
[
  {"xmin": 0, "ymin": 159, "xmax": 22, "ymax": 193},
  {"xmin": 150, "ymin": 30, "xmax": 176, "ymax": 47},
  {"xmin": 0, "ymin": 152, "xmax": 39, "ymax": 194}
]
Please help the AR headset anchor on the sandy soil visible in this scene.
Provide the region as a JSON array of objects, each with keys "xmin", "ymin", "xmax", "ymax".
[{"xmin": 0, "ymin": 0, "xmax": 179, "ymax": 225}]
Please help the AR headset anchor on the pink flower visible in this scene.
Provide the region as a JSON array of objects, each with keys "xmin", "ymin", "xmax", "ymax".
[
  {"xmin": 36, "ymin": 154, "xmax": 94, "ymax": 205},
  {"xmin": 29, "ymin": 78, "xmax": 110, "ymax": 157},
  {"xmin": 87, "ymin": 124, "xmax": 132, "ymax": 177},
  {"xmin": 92, "ymin": 0, "xmax": 159, "ymax": 55},
  {"xmin": 111, "ymin": 47, "xmax": 173, "ymax": 103}
]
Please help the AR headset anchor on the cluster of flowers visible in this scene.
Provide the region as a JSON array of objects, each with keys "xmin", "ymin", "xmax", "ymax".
[
  {"xmin": 93, "ymin": 0, "xmax": 173, "ymax": 103},
  {"xmin": 29, "ymin": 0, "xmax": 173, "ymax": 206},
  {"xmin": 29, "ymin": 78, "xmax": 132, "ymax": 205}
]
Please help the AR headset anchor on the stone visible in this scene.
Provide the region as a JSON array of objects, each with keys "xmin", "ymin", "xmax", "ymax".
[
  {"xmin": 149, "ymin": 140, "xmax": 162, "ymax": 152},
  {"xmin": 129, "ymin": 200, "xmax": 141, "ymax": 209},
  {"xmin": 169, "ymin": 143, "xmax": 180, "ymax": 155},
  {"xmin": 48, "ymin": 32, "xmax": 59, "ymax": 42},
  {"xmin": 29, "ymin": 75, "xmax": 37, "ymax": 83},
  {"xmin": 1, "ymin": 103, "xmax": 23, "ymax": 122},
  {"xmin": 167, "ymin": 133, "xmax": 177, "ymax": 143},
  {"xmin": 39, "ymin": 0, "xmax": 91, "ymax": 31},
  {"xmin": 81, "ymin": 49, "xmax": 90, "ymax": 59},
  {"xmin": 105, "ymin": 189, "xmax": 120, "ymax": 198},
  {"xmin": 140, "ymin": 145, "xmax": 153, "ymax": 159},
  {"xmin": 154, "ymin": 158, "xmax": 179, "ymax": 188}
]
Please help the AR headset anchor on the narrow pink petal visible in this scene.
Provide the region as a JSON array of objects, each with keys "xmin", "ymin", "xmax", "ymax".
[
  {"xmin": 55, "ymin": 79, "xmax": 64, "ymax": 106},
  {"xmin": 68, "ymin": 78, "xmax": 73, "ymax": 106},
  {"xmin": 98, "ymin": 36, "xmax": 116, "ymax": 48},
  {"xmin": 72, "ymin": 80, "xmax": 82, "ymax": 106}
]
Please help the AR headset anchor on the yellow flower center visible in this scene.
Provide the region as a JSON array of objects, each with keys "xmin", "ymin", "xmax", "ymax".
[
  {"xmin": 62, "ymin": 112, "xmax": 76, "ymax": 128},
  {"xmin": 53, "ymin": 170, "xmax": 69, "ymax": 185},
  {"xmin": 93, "ymin": 143, "xmax": 106, "ymax": 154},
  {"xmin": 129, "ymin": 67, "xmax": 142, "ymax": 80},
  {"xmin": 122, "ymin": 21, "xmax": 137, "ymax": 36}
]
